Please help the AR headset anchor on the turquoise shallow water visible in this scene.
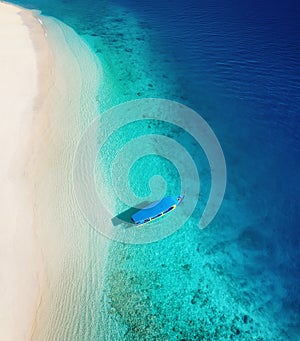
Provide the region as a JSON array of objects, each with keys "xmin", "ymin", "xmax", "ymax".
[{"xmin": 11, "ymin": 0, "xmax": 300, "ymax": 339}]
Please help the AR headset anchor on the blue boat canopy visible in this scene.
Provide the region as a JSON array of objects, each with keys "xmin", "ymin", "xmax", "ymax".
[{"xmin": 131, "ymin": 196, "xmax": 182, "ymax": 224}]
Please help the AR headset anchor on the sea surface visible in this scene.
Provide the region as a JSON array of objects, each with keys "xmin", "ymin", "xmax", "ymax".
[{"xmin": 11, "ymin": 0, "xmax": 300, "ymax": 340}]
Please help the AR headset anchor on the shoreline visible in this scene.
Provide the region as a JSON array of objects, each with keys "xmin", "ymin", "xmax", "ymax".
[{"xmin": 25, "ymin": 12, "xmax": 108, "ymax": 341}]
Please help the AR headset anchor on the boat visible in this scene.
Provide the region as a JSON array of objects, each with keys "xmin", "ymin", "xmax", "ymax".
[{"xmin": 131, "ymin": 195, "xmax": 184, "ymax": 226}]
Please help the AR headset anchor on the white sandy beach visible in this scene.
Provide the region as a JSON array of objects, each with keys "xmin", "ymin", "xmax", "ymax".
[
  {"xmin": 0, "ymin": 2, "xmax": 49, "ymax": 339},
  {"xmin": 0, "ymin": 1, "xmax": 106, "ymax": 340}
]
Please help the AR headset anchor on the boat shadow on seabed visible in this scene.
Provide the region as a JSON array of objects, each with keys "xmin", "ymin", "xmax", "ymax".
[{"xmin": 111, "ymin": 202, "xmax": 151, "ymax": 228}]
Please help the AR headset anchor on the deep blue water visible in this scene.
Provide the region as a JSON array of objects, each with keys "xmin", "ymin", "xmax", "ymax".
[{"xmin": 11, "ymin": 0, "xmax": 300, "ymax": 339}]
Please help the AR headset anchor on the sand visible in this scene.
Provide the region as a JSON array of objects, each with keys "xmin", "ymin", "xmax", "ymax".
[
  {"xmin": 0, "ymin": 0, "xmax": 106, "ymax": 339},
  {"xmin": 0, "ymin": 2, "xmax": 49, "ymax": 340}
]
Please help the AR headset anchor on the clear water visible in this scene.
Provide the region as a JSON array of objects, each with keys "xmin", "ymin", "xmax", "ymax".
[{"xmin": 11, "ymin": 0, "xmax": 300, "ymax": 339}]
